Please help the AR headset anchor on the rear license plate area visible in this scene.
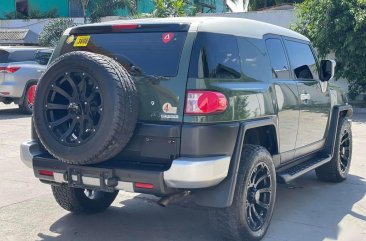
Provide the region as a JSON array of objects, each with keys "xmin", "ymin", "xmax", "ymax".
[{"xmin": 67, "ymin": 166, "xmax": 116, "ymax": 192}]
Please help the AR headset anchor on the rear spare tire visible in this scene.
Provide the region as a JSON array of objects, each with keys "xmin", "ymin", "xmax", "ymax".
[{"xmin": 33, "ymin": 51, "xmax": 138, "ymax": 165}]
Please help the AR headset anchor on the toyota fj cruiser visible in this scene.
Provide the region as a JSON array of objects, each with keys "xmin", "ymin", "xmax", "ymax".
[{"xmin": 20, "ymin": 17, "xmax": 353, "ymax": 241}]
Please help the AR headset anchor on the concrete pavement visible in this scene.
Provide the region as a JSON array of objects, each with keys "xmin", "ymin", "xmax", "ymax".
[{"xmin": 0, "ymin": 103, "xmax": 365, "ymax": 241}]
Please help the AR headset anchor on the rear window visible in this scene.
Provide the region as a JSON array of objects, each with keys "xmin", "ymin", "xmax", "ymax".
[
  {"xmin": 60, "ymin": 32, "xmax": 187, "ymax": 77},
  {"xmin": 8, "ymin": 50, "xmax": 36, "ymax": 63}
]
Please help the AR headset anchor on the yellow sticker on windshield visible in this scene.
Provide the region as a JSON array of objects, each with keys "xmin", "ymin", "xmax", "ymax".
[{"xmin": 74, "ymin": 36, "xmax": 90, "ymax": 47}]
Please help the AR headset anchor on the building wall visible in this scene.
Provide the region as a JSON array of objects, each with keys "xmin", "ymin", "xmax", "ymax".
[
  {"xmin": 0, "ymin": 1, "xmax": 16, "ymax": 18},
  {"xmin": 28, "ymin": 0, "xmax": 69, "ymax": 17}
]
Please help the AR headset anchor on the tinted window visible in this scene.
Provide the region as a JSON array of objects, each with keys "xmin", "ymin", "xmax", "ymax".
[
  {"xmin": 8, "ymin": 50, "xmax": 36, "ymax": 62},
  {"xmin": 237, "ymin": 37, "xmax": 271, "ymax": 81},
  {"xmin": 286, "ymin": 40, "xmax": 319, "ymax": 80},
  {"xmin": 0, "ymin": 50, "xmax": 9, "ymax": 63},
  {"xmin": 35, "ymin": 50, "xmax": 53, "ymax": 65},
  {"xmin": 266, "ymin": 38, "xmax": 290, "ymax": 79},
  {"xmin": 61, "ymin": 32, "xmax": 187, "ymax": 77},
  {"xmin": 189, "ymin": 33, "xmax": 241, "ymax": 79}
]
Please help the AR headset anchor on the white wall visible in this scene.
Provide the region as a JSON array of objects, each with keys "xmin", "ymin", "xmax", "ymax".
[{"xmin": 201, "ymin": 9, "xmax": 296, "ymax": 28}]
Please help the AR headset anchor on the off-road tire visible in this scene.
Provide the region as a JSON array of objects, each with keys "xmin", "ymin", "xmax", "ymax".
[
  {"xmin": 316, "ymin": 118, "xmax": 352, "ymax": 182},
  {"xmin": 19, "ymin": 82, "xmax": 37, "ymax": 115},
  {"xmin": 209, "ymin": 145, "xmax": 276, "ymax": 241},
  {"xmin": 33, "ymin": 51, "xmax": 138, "ymax": 165},
  {"xmin": 52, "ymin": 184, "xmax": 118, "ymax": 214}
]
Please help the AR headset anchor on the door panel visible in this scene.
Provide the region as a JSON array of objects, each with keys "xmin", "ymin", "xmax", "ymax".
[
  {"xmin": 284, "ymin": 39, "xmax": 331, "ymax": 150},
  {"xmin": 296, "ymin": 80, "xmax": 330, "ymax": 147},
  {"xmin": 266, "ymin": 38, "xmax": 300, "ymax": 159}
]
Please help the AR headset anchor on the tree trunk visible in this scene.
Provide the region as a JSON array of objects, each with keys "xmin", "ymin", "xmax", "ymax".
[{"xmin": 225, "ymin": 0, "xmax": 250, "ymax": 12}]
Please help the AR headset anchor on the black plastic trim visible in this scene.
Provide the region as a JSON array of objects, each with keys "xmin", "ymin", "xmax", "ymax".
[
  {"xmin": 33, "ymin": 155, "xmax": 177, "ymax": 196},
  {"xmin": 193, "ymin": 116, "xmax": 278, "ymax": 208},
  {"xmin": 180, "ymin": 122, "xmax": 240, "ymax": 157},
  {"xmin": 324, "ymin": 105, "xmax": 353, "ymax": 156}
]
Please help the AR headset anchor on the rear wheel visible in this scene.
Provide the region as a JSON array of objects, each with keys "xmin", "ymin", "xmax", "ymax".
[
  {"xmin": 316, "ymin": 118, "xmax": 352, "ymax": 182},
  {"xmin": 209, "ymin": 145, "xmax": 276, "ymax": 241},
  {"xmin": 52, "ymin": 184, "xmax": 118, "ymax": 214},
  {"xmin": 19, "ymin": 83, "xmax": 37, "ymax": 115}
]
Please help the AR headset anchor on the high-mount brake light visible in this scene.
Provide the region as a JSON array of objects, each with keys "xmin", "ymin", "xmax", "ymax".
[
  {"xmin": 0, "ymin": 66, "xmax": 20, "ymax": 73},
  {"xmin": 112, "ymin": 24, "xmax": 139, "ymax": 31},
  {"xmin": 185, "ymin": 91, "xmax": 228, "ymax": 114}
]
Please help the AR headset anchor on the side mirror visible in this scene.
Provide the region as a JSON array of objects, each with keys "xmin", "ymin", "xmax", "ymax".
[{"xmin": 320, "ymin": 60, "xmax": 336, "ymax": 81}]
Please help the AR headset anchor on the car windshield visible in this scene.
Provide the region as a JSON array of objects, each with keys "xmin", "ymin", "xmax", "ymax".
[{"xmin": 60, "ymin": 32, "xmax": 187, "ymax": 77}]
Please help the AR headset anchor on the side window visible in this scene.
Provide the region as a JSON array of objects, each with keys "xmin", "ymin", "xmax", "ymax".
[
  {"xmin": 0, "ymin": 50, "xmax": 9, "ymax": 63},
  {"xmin": 189, "ymin": 32, "xmax": 241, "ymax": 79},
  {"xmin": 237, "ymin": 37, "xmax": 271, "ymax": 81},
  {"xmin": 285, "ymin": 40, "xmax": 319, "ymax": 80},
  {"xmin": 35, "ymin": 50, "xmax": 53, "ymax": 65},
  {"xmin": 265, "ymin": 38, "xmax": 290, "ymax": 79}
]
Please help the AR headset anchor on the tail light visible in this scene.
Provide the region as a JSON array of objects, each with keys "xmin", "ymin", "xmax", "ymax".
[
  {"xmin": 0, "ymin": 66, "xmax": 20, "ymax": 73},
  {"xmin": 134, "ymin": 182, "xmax": 154, "ymax": 189},
  {"xmin": 185, "ymin": 90, "xmax": 228, "ymax": 114}
]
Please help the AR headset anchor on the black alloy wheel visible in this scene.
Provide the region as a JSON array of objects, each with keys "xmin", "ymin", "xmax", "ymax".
[
  {"xmin": 44, "ymin": 71, "xmax": 103, "ymax": 146},
  {"xmin": 245, "ymin": 162, "xmax": 273, "ymax": 231},
  {"xmin": 339, "ymin": 128, "xmax": 351, "ymax": 172}
]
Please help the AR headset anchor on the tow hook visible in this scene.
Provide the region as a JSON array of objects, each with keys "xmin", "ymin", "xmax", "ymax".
[{"xmin": 158, "ymin": 191, "xmax": 191, "ymax": 207}]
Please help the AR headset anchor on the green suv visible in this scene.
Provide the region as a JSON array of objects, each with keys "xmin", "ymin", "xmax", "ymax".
[{"xmin": 20, "ymin": 17, "xmax": 353, "ymax": 241}]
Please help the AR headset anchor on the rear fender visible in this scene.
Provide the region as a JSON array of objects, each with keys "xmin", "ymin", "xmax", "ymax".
[{"xmin": 193, "ymin": 116, "xmax": 279, "ymax": 208}]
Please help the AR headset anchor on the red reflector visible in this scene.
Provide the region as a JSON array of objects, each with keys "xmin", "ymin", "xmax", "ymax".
[
  {"xmin": 112, "ymin": 24, "xmax": 139, "ymax": 30},
  {"xmin": 0, "ymin": 66, "xmax": 20, "ymax": 73},
  {"xmin": 0, "ymin": 92, "xmax": 10, "ymax": 95},
  {"xmin": 185, "ymin": 91, "xmax": 228, "ymax": 114},
  {"xmin": 39, "ymin": 170, "xmax": 54, "ymax": 177},
  {"xmin": 135, "ymin": 182, "xmax": 154, "ymax": 189}
]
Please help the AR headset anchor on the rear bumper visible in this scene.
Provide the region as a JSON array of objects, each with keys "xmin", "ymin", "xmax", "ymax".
[
  {"xmin": 0, "ymin": 80, "xmax": 25, "ymax": 98},
  {"xmin": 20, "ymin": 140, "xmax": 231, "ymax": 194}
]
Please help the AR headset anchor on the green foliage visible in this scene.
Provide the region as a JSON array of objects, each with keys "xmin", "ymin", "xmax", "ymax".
[
  {"xmin": 153, "ymin": 0, "xmax": 196, "ymax": 17},
  {"xmin": 39, "ymin": 19, "xmax": 76, "ymax": 47},
  {"xmin": 4, "ymin": 8, "xmax": 58, "ymax": 20},
  {"xmin": 293, "ymin": 0, "xmax": 366, "ymax": 97},
  {"xmin": 87, "ymin": 0, "xmax": 130, "ymax": 23},
  {"xmin": 250, "ymin": 0, "xmax": 303, "ymax": 10}
]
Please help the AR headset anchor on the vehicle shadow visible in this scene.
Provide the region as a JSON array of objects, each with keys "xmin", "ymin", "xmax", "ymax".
[
  {"xmin": 0, "ymin": 107, "xmax": 30, "ymax": 120},
  {"xmin": 36, "ymin": 172, "xmax": 365, "ymax": 241},
  {"xmin": 264, "ymin": 172, "xmax": 366, "ymax": 241}
]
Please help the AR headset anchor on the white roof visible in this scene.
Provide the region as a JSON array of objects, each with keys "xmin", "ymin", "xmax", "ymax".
[{"xmin": 95, "ymin": 16, "xmax": 309, "ymax": 41}]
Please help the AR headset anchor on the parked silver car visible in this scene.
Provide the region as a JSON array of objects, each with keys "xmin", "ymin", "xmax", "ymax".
[{"xmin": 0, "ymin": 46, "xmax": 53, "ymax": 114}]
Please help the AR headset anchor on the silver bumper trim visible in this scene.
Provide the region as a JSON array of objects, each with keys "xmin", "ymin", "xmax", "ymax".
[
  {"xmin": 164, "ymin": 156, "xmax": 231, "ymax": 188},
  {"xmin": 20, "ymin": 140, "xmax": 42, "ymax": 168}
]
